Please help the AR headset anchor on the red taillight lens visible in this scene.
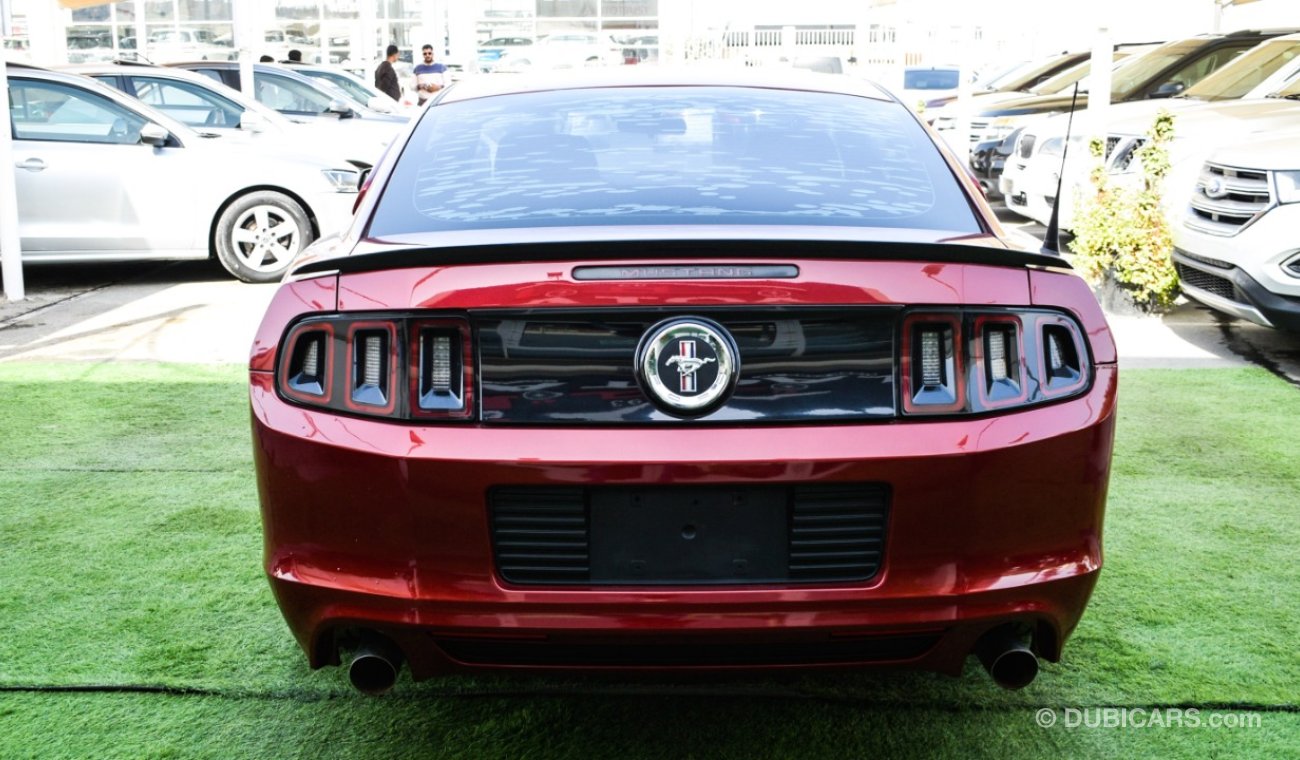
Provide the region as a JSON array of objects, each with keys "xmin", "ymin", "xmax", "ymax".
[
  {"xmin": 280, "ymin": 322, "xmax": 334, "ymax": 404},
  {"xmin": 275, "ymin": 314, "xmax": 474, "ymax": 421},
  {"xmin": 973, "ymin": 314, "xmax": 1028, "ymax": 409},
  {"xmin": 1039, "ymin": 317, "xmax": 1087, "ymax": 398},
  {"xmin": 901, "ymin": 309, "xmax": 1090, "ymax": 416},
  {"xmin": 901, "ymin": 313, "xmax": 964, "ymax": 414},
  {"xmin": 346, "ymin": 321, "xmax": 398, "ymax": 414},
  {"xmin": 409, "ymin": 319, "xmax": 474, "ymax": 420}
]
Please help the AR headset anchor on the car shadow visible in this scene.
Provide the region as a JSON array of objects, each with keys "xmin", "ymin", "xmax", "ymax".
[{"xmin": 0, "ymin": 259, "xmax": 239, "ymax": 362}]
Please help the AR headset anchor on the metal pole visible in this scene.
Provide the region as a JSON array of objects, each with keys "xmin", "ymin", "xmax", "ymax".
[
  {"xmin": 134, "ymin": 0, "xmax": 147, "ymax": 62},
  {"xmin": 1086, "ymin": 25, "xmax": 1112, "ymax": 148},
  {"xmin": 231, "ymin": 0, "xmax": 256, "ymax": 98},
  {"xmin": 0, "ymin": 53, "xmax": 26, "ymax": 302}
]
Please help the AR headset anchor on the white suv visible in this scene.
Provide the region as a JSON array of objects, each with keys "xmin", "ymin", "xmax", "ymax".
[{"xmin": 1171, "ymin": 131, "xmax": 1300, "ymax": 330}]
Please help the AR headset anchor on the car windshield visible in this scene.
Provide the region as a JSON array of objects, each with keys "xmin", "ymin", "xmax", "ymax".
[
  {"xmin": 303, "ymin": 70, "xmax": 374, "ymax": 104},
  {"xmin": 904, "ymin": 69, "xmax": 960, "ymax": 90},
  {"xmin": 1030, "ymin": 60, "xmax": 1092, "ymax": 95},
  {"xmin": 1183, "ymin": 39, "xmax": 1300, "ymax": 101},
  {"xmin": 1109, "ymin": 39, "xmax": 1206, "ymax": 97},
  {"xmin": 369, "ymin": 86, "xmax": 980, "ymax": 236},
  {"xmin": 1032, "ymin": 52, "xmax": 1138, "ymax": 96},
  {"xmin": 1271, "ymin": 72, "xmax": 1300, "ymax": 98},
  {"xmin": 977, "ymin": 60, "xmax": 1033, "ymax": 91},
  {"xmin": 254, "ymin": 72, "xmax": 333, "ymax": 114}
]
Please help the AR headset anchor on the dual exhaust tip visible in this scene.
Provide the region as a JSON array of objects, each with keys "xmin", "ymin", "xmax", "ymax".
[{"xmin": 343, "ymin": 627, "xmax": 1039, "ymax": 694}]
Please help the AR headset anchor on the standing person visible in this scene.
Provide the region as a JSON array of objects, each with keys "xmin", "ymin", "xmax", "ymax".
[
  {"xmin": 374, "ymin": 44, "xmax": 401, "ymax": 102},
  {"xmin": 412, "ymin": 44, "xmax": 447, "ymax": 106}
]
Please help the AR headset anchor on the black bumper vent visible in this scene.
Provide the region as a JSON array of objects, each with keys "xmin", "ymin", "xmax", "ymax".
[
  {"xmin": 1175, "ymin": 262, "xmax": 1239, "ymax": 303},
  {"xmin": 789, "ymin": 484, "xmax": 888, "ymax": 583},
  {"xmin": 489, "ymin": 487, "xmax": 590, "ymax": 584},
  {"xmin": 490, "ymin": 484, "xmax": 889, "ymax": 586}
]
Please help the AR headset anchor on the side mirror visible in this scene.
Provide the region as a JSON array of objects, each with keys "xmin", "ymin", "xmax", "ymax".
[
  {"xmin": 327, "ymin": 98, "xmax": 355, "ymax": 118},
  {"xmin": 1151, "ymin": 81, "xmax": 1185, "ymax": 99},
  {"xmin": 240, "ymin": 111, "xmax": 270, "ymax": 133},
  {"xmin": 140, "ymin": 123, "xmax": 170, "ymax": 147}
]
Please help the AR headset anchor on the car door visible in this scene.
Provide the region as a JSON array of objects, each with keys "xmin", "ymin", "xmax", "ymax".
[{"xmin": 9, "ymin": 77, "xmax": 201, "ymax": 258}]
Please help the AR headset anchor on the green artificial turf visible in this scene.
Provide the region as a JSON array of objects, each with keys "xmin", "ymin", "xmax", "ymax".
[{"xmin": 0, "ymin": 363, "xmax": 1296, "ymax": 758}]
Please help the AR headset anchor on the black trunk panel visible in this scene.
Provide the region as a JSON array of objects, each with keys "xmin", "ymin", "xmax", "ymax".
[{"xmin": 476, "ymin": 308, "xmax": 896, "ymax": 424}]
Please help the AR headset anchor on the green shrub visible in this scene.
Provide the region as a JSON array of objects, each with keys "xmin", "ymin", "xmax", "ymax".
[{"xmin": 1069, "ymin": 111, "xmax": 1180, "ymax": 311}]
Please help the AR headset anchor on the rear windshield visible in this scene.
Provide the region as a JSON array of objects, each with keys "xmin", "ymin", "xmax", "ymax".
[
  {"xmin": 369, "ymin": 86, "xmax": 980, "ymax": 236},
  {"xmin": 903, "ymin": 69, "xmax": 960, "ymax": 90}
]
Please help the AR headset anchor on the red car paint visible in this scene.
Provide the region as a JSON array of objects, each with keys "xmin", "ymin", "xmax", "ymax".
[
  {"xmin": 250, "ymin": 72, "xmax": 1116, "ymax": 684},
  {"xmin": 251, "ymin": 258, "xmax": 1116, "ymax": 678}
]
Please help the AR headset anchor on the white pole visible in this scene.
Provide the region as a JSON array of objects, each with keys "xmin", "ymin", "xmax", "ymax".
[
  {"xmin": 1086, "ymin": 25, "xmax": 1112, "ymax": 149},
  {"xmin": 233, "ymin": 0, "xmax": 255, "ymax": 98},
  {"xmin": 952, "ymin": 60, "xmax": 971, "ymax": 166},
  {"xmin": 134, "ymin": 0, "xmax": 147, "ymax": 62},
  {"xmin": 0, "ymin": 54, "xmax": 26, "ymax": 302}
]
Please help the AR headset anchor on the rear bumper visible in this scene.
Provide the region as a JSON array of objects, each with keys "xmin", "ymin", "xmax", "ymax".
[{"xmin": 251, "ymin": 364, "xmax": 1117, "ymax": 677}]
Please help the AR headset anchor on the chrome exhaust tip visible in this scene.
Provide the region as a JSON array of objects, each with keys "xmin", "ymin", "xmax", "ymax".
[
  {"xmin": 975, "ymin": 627, "xmax": 1039, "ymax": 690},
  {"xmin": 347, "ymin": 634, "xmax": 404, "ymax": 695}
]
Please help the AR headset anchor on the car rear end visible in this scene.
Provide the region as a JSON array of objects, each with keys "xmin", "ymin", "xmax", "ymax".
[{"xmin": 249, "ymin": 71, "xmax": 1117, "ymax": 691}]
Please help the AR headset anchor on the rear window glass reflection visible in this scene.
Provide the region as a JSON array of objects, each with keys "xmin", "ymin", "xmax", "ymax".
[{"xmin": 370, "ymin": 86, "xmax": 979, "ymax": 235}]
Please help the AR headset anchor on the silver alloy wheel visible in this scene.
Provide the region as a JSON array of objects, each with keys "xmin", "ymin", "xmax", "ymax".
[{"xmin": 230, "ymin": 205, "xmax": 303, "ymax": 274}]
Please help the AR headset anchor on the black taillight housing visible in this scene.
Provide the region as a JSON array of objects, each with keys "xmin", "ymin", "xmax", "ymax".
[
  {"xmin": 409, "ymin": 319, "xmax": 474, "ymax": 420},
  {"xmin": 900, "ymin": 308, "xmax": 1091, "ymax": 416},
  {"xmin": 277, "ymin": 314, "xmax": 474, "ymax": 421}
]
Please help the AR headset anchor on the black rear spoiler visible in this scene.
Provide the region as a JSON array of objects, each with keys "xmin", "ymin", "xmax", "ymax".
[{"xmin": 293, "ymin": 239, "xmax": 1073, "ymax": 278}]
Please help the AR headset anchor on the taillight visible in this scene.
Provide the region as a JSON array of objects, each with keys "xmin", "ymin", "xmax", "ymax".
[
  {"xmin": 409, "ymin": 319, "xmax": 474, "ymax": 419},
  {"xmin": 346, "ymin": 321, "xmax": 398, "ymax": 414},
  {"xmin": 901, "ymin": 309, "xmax": 1090, "ymax": 415},
  {"xmin": 901, "ymin": 313, "xmax": 964, "ymax": 414},
  {"xmin": 276, "ymin": 314, "xmax": 474, "ymax": 421},
  {"xmin": 280, "ymin": 322, "xmax": 334, "ymax": 403}
]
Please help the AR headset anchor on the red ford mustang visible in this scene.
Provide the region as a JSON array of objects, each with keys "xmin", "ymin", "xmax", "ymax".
[{"xmin": 249, "ymin": 69, "xmax": 1117, "ymax": 694}]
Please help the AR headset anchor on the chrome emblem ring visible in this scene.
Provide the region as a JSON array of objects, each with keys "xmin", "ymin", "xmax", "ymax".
[
  {"xmin": 1204, "ymin": 177, "xmax": 1228, "ymax": 200},
  {"xmin": 636, "ymin": 318, "xmax": 739, "ymax": 416}
]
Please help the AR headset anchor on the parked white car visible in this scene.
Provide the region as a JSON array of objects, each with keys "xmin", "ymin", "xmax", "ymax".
[
  {"xmin": 929, "ymin": 47, "xmax": 1156, "ymax": 145},
  {"xmin": 283, "ymin": 62, "xmax": 419, "ymax": 116},
  {"xmin": 477, "ymin": 36, "xmax": 535, "ymax": 73},
  {"xmin": 1003, "ymin": 33, "xmax": 1300, "ymax": 230},
  {"xmin": 7, "ymin": 65, "xmax": 363, "ymax": 282},
  {"xmin": 490, "ymin": 33, "xmax": 622, "ymax": 72},
  {"xmin": 1172, "ymin": 133, "xmax": 1300, "ymax": 330},
  {"xmin": 895, "ymin": 65, "xmax": 966, "ymax": 112},
  {"xmin": 168, "ymin": 61, "xmax": 406, "ymax": 162},
  {"xmin": 69, "ymin": 62, "xmax": 388, "ymax": 167},
  {"xmin": 142, "ymin": 28, "xmax": 235, "ymax": 63}
]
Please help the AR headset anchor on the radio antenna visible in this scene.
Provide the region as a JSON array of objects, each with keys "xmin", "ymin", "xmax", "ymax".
[{"xmin": 1042, "ymin": 82, "xmax": 1081, "ymax": 257}]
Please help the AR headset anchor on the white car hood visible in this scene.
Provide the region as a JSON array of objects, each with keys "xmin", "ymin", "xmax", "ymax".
[
  {"xmin": 1107, "ymin": 98, "xmax": 1300, "ymax": 140},
  {"xmin": 1207, "ymin": 128, "xmax": 1300, "ymax": 170}
]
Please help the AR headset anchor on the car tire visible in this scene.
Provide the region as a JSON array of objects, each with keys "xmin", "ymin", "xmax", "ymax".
[{"xmin": 214, "ymin": 191, "xmax": 314, "ymax": 283}]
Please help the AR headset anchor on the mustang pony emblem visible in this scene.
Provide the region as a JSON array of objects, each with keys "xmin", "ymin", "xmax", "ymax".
[
  {"xmin": 666, "ymin": 341, "xmax": 716, "ymax": 393},
  {"xmin": 636, "ymin": 318, "xmax": 738, "ymax": 414}
]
